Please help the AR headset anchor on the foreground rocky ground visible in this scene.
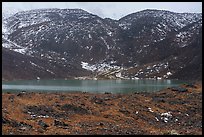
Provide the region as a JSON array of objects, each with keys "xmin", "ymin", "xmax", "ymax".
[{"xmin": 2, "ymin": 82, "xmax": 202, "ymax": 135}]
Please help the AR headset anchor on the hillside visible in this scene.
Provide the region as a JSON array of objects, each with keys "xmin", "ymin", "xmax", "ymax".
[{"xmin": 2, "ymin": 9, "xmax": 202, "ymax": 81}]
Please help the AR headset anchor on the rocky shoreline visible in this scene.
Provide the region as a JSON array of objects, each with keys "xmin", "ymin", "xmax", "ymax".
[{"xmin": 2, "ymin": 82, "xmax": 202, "ymax": 135}]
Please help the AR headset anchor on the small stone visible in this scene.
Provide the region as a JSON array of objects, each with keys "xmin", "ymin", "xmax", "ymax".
[
  {"xmin": 97, "ymin": 122, "xmax": 104, "ymax": 126},
  {"xmin": 8, "ymin": 95, "xmax": 14, "ymax": 102},
  {"xmin": 170, "ymin": 130, "xmax": 180, "ymax": 135},
  {"xmin": 37, "ymin": 128, "xmax": 44, "ymax": 133},
  {"xmin": 38, "ymin": 120, "xmax": 49, "ymax": 129}
]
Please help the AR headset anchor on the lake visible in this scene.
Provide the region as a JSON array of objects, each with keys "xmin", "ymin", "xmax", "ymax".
[{"xmin": 2, "ymin": 79, "xmax": 186, "ymax": 94}]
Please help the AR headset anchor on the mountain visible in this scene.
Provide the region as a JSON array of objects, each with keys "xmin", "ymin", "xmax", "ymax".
[{"xmin": 2, "ymin": 9, "xmax": 202, "ymax": 81}]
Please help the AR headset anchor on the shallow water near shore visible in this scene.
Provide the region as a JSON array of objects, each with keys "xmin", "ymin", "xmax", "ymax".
[{"xmin": 2, "ymin": 79, "xmax": 186, "ymax": 93}]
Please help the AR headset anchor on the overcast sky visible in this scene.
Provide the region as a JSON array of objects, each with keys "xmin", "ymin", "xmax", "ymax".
[{"xmin": 2, "ymin": 2, "xmax": 202, "ymax": 20}]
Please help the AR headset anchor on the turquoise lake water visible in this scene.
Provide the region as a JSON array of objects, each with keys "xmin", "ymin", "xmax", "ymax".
[{"xmin": 2, "ymin": 79, "xmax": 185, "ymax": 93}]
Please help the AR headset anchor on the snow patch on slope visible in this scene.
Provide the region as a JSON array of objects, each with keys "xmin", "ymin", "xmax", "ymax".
[
  {"xmin": 101, "ymin": 37, "xmax": 110, "ymax": 49},
  {"xmin": 81, "ymin": 62, "xmax": 97, "ymax": 72}
]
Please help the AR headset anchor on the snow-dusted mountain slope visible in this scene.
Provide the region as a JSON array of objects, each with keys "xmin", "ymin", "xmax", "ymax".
[{"xmin": 2, "ymin": 9, "xmax": 202, "ymax": 80}]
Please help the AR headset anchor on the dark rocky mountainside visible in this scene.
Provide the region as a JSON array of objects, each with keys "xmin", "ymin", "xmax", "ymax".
[{"xmin": 2, "ymin": 9, "xmax": 202, "ymax": 81}]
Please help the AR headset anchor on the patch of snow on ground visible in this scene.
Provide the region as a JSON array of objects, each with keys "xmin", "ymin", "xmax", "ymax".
[
  {"xmin": 148, "ymin": 107, "xmax": 154, "ymax": 112},
  {"xmin": 88, "ymin": 34, "xmax": 92, "ymax": 39},
  {"xmin": 163, "ymin": 117, "xmax": 169, "ymax": 123},
  {"xmin": 46, "ymin": 69, "xmax": 55, "ymax": 74},
  {"xmin": 30, "ymin": 61, "xmax": 44, "ymax": 69},
  {"xmin": 2, "ymin": 38, "xmax": 28, "ymax": 54},
  {"xmin": 161, "ymin": 112, "xmax": 172, "ymax": 123},
  {"xmin": 133, "ymin": 77, "xmax": 140, "ymax": 80},
  {"xmin": 110, "ymin": 60, "xmax": 116, "ymax": 64},
  {"xmin": 137, "ymin": 49, "xmax": 142, "ymax": 53},
  {"xmin": 107, "ymin": 31, "xmax": 113, "ymax": 36},
  {"xmin": 161, "ymin": 112, "xmax": 172, "ymax": 117},
  {"xmin": 167, "ymin": 72, "xmax": 172, "ymax": 75},
  {"xmin": 13, "ymin": 48, "xmax": 27, "ymax": 54},
  {"xmin": 101, "ymin": 37, "xmax": 110, "ymax": 49},
  {"xmin": 81, "ymin": 61, "xmax": 125, "ymax": 78},
  {"xmin": 2, "ymin": 43, "xmax": 12, "ymax": 48},
  {"xmin": 143, "ymin": 45, "xmax": 149, "ymax": 48},
  {"xmin": 61, "ymin": 58, "xmax": 66, "ymax": 61},
  {"xmin": 2, "ymin": 23, "xmax": 8, "ymax": 35},
  {"xmin": 81, "ymin": 61, "xmax": 97, "ymax": 72},
  {"xmin": 115, "ymin": 72, "xmax": 122, "ymax": 78},
  {"xmin": 119, "ymin": 23, "xmax": 131, "ymax": 30},
  {"xmin": 30, "ymin": 61, "xmax": 38, "ymax": 67},
  {"xmin": 157, "ymin": 77, "xmax": 162, "ymax": 80},
  {"xmin": 155, "ymin": 117, "xmax": 159, "ymax": 121}
]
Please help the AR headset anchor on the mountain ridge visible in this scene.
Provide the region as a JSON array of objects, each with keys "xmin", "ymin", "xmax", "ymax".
[{"xmin": 2, "ymin": 8, "xmax": 202, "ymax": 81}]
